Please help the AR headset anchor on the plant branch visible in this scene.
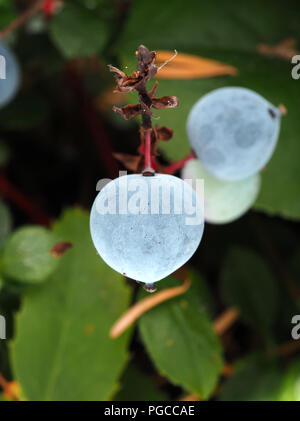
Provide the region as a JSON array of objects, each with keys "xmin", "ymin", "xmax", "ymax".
[
  {"xmin": 275, "ymin": 338, "xmax": 300, "ymax": 356},
  {"xmin": 213, "ymin": 307, "xmax": 239, "ymax": 335},
  {"xmin": 110, "ymin": 278, "xmax": 191, "ymax": 338},
  {"xmin": 0, "ymin": 0, "xmax": 45, "ymax": 40},
  {"xmin": 0, "ymin": 172, "xmax": 52, "ymax": 226}
]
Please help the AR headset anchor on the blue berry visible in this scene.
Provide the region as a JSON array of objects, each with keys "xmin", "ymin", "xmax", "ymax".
[
  {"xmin": 90, "ymin": 173, "xmax": 204, "ymax": 285},
  {"xmin": 0, "ymin": 42, "xmax": 20, "ymax": 109},
  {"xmin": 182, "ymin": 159, "xmax": 260, "ymax": 224},
  {"xmin": 187, "ymin": 87, "xmax": 281, "ymax": 181}
]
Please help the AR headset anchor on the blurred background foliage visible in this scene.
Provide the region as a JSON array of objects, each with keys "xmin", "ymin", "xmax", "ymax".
[{"xmin": 0, "ymin": 0, "xmax": 299, "ymax": 401}]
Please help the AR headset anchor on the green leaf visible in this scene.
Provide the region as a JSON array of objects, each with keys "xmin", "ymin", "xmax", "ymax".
[
  {"xmin": 221, "ymin": 247, "xmax": 279, "ymax": 336},
  {"xmin": 119, "ymin": 0, "xmax": 300, "ymax": 219},
  {"xmin": 120, "ymin": 0, "xmax": 299, "ymax": 54},
  {"xmin": 220, "ymin": 356, "xmax": 282, "ymax": 401},
  {"xmin": 50, "ymin": 2, "xmax": 108, "ymax": 59},
  {"xmin": 2, "ymin": 226, "xmax": 59, "ymax": 284},
  {"xmin": 278, "ymin": 358, "xmax": 300, "ymax": 401},
  {"xmin": 12, "ymin": 208, "xmax": 132, "ymax": 401},
  {"xmin": 0, "ymin": 200, "xmax": 12, "ymax": 247},
  {"xmin": 114, "ymin": 363, "xmax": 168, "ymax": 401},
  {"xmin": 0, "ymin": 0, "xmax": 17, "ymax": 29},
  {"xmin": 189, "ymin": 268, "xmax": 215, "ymax": 318},
  {"xmin": 0, "ymin": 94, "xmax": 50, "ymax": 131},
  {"xmin": 138, "ymin": 276, "xmax": 223, "ymax": 399}
]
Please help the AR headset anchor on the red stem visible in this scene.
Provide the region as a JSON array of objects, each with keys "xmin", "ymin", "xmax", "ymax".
[
  {"xmin": 164, "ymin": 150, "xmax": 196, "ymax": 175},
  {"xmin": 144, "ymin": 131, "xmax": 152, "ymax": 167},
  {"xmin": 142, "ymin": 131, "xmax": 155, "ymax": 176},
  {"xmin": 43, "ymin": 0, "xmax": 56, "ymax": 19},
  {"xmin": 0, "ymin": 172, "xmax": 52, "ymax": 227}
]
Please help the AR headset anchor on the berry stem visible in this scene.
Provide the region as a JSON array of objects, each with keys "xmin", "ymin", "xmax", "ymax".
[
  {"xmin": 142, "ymin": 130, "xmax": 155, "ymax": 176},
  {"xmin": 136, "ymin": 75, "xmax": 155, "ymax": 176}
]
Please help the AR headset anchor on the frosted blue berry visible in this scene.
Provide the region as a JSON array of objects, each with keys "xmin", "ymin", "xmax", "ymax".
[
  {"xmin": 0, "ymin": 42, "xmax": 20, "ymax": 109},
  {"xmin": 182, "ymin": 159, "xmax": 260, "ymax": 224},
  {"xmin": 187, "ymin": 87, "xmax": 281, "ymax": 181},
  {"xmin": 90, "ymin": 173, "xmax": 204, "ymax": 286}
]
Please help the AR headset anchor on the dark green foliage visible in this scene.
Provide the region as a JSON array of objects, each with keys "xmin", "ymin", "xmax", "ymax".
[{"xmin": 0, "ymin": 0, "xmax": 299, "ymax": 402}]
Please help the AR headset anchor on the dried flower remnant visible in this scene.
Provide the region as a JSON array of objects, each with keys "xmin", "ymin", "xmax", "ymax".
[
  {"xmin": 50, "ymin": 241, "xmax": 73, "ymax": 258},
  {"xmin": 155, "ymin": 50, "xmax": 238, "ymax": 79},
  {"xmin": 257, "ymin": 38, "xmax": 299, "ymax": 61},
  {"xmin": 108, "ymin": 45, "xmax": 178, "ymax": 176}
]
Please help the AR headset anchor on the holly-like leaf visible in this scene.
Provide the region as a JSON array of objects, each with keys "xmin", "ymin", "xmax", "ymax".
[
  {"xmin": 12, "ymin": 208, "xmax": 132, "ymax": 401},
  {"xmin": 138, "ymin": 275, "xmax": 223, "ymax": 399},
  {"xmin": 220, "ymin": 247, "xmax": 279, "ymax": 336},
  {"xmin": 50, "ymin": 2, "xmax": 108, "ymax": 59},
  {"xmin": 2, "ymin": 226, "xmax": 59, "ymax": 284}
]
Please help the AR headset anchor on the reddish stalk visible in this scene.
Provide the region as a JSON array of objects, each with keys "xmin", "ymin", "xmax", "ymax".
[
  {"xmin": 43, "ymin": 0, "xmax": 57, "ymax": 19},
  {"xmin": 142, "ymin": 130, "xmax": 154, "ymax": 175},
  {"xmin": 164, "ymin": 150, "xmax": 196, "ymax": 175},
  {"xmin": 0, "ymin": 172, "xmax": 52, "ymax": 227}
]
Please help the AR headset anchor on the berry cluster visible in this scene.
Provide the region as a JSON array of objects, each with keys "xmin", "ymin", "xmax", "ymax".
[
  {"xmin": 90, "ymin": 48, "xmax": 284, "ymax": 291},
  {"xmin": 183, "ymin": 87, "xmax": 283, "ymax": 223}
]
